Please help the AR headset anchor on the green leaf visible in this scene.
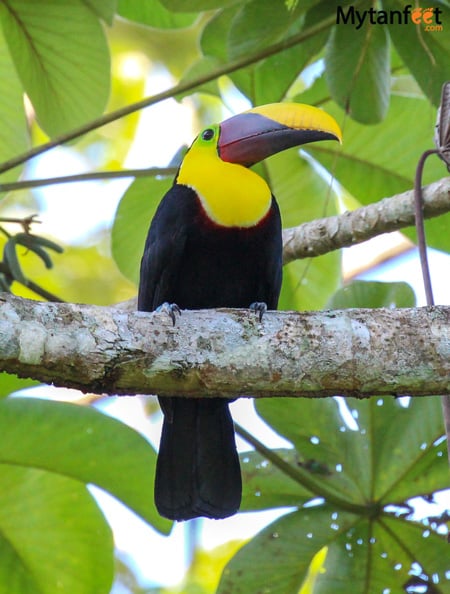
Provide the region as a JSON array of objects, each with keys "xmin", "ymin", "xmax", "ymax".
[
  {"xmin": 240, "ymin": 449, "xmax": 313, "ymax": 511},
  {"xmin": 325, "ymin": 18, "xmax": 390, "ymax": 123},
  {"xmin": 0, "ymin": 397, "xmax": 170, "ymax": 534},
  {"xmin": 217, "ymin": 505, "xmax": 360, "ymax": 594},
  {"xmin": 314, "ymin": 516, "xmax": 450, "ymax": 594},
  {"xmin": 326, "ymin": 280, "xmax": 416, "ymax": 309},
  {"xmin": 0, "ymin": 26, "xmax": 28, "ymax": 183},
  {"xmin": 117, "ymin": 0, "xmax": 197, "ymax": 28},
  {"xmin": 385, "ymin": 0, "xmax": 450, "ymax": 106},
  {"xmin": 0, "ymin": 465, "xmax": 113, "ymax": 594},
  {"xmin": 0, "ymin": 372, "xmax": 38, "ymax": 399},
  {"xmin": 0, "ymin": 0, "xmax": 110, "ymax": 138},
  {"xmin": 358, "ymin": 397, "xmax": 448, "ymax": 503},
  {"xmin": 112, "ymin": 176, "xmax": 173, "ymax": 284},
  {"xmin": 82, "ymin": 0, "xmax": 117, "ymax": 24},
  {"xmin": 201, "ymin": 5, "xmax": 238, "ymax": 61},
  {"xmin": 160, "ymin": 0, "xmax": 240, "ymax": 11},
  {"xmin": 227, "ymin": 0, "xmax": 297, "ymax": 61}
]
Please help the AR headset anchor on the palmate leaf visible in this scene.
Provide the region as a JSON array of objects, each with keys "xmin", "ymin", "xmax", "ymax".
[{"xmin": 225, "ymin": 395, "xmax": 448, "ymax": 593}]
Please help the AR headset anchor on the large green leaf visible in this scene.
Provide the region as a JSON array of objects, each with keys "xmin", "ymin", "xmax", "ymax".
[
  {"xmin": 0, "ymin": 465, "xmax": 113, "ymax": 594},
  {"xmin": 0, "ymin": 0, "xmax": 110, "ymax": 138},
  {"xmin": 325, "ymin": 17, "xmax": 390, "ymax": 123},
  {"xmin": 384, "ymin": 0, "xmax": 450, "ymax": 106},
  {"xmin": 0, "ymin": 397, "xmax": 170, "ymax": 534},
  {"xmin": 117, "ymin": 0, "xmax": 197, "ymax": 28},
  {"xmin": 0, "ymin": 26, "xmax": 28, "ymax": 183},
  {"xmin": 112, "ymin": 176, "xmax": 172, "ymax": 284}
]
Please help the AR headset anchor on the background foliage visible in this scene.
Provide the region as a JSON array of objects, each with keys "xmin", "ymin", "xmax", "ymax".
[{"xmin": 0, "ymin": 0, "xmax": 449, "ymax": 593}]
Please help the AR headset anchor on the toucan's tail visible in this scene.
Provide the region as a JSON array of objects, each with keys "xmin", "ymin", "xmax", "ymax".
[{"xmin": 154, "ymin": 397, "xmax": 242, "ymax": 521}]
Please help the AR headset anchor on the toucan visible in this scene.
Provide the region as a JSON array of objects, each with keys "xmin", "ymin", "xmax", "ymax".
[{"xmin": 138, "ymin": 102, "xmax": 342, "ymax": 521}]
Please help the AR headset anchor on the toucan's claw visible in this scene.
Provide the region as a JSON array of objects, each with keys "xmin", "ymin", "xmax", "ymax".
[
  {"xmin": 249, "ymin": 301, "xmax": 267, "ymax": 322},
  {"xmin": 157, "ymin": 302, "xmax": 181, "ymax": 326}
]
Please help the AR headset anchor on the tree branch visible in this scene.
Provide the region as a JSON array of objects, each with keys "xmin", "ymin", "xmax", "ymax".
[
  {"xmin": 1, "ymin": 292, "xmax": 449, "ymax": 399},
  {"xmin": 282, "ymin": 176, "xmax": 450, "ymax": 263}
]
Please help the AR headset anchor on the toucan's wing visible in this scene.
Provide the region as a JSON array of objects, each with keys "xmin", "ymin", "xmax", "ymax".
[{"xmin": 138, "ymin": 185, "xmax": 192, "ymax": 312}]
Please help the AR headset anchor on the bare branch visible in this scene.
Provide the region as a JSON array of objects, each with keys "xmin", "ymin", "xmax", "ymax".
[
  {"xmin": 1, "ymin": 292, "xmax": 449, "ymax": 399},
  {"xmin": 282, "ymin": 176, "xmax": 450, "ymax": 263}
]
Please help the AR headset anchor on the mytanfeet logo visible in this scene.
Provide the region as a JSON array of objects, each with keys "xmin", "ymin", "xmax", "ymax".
[{"xmin": 336, "ymin": 4, "xmax": 444, "ymax": 31}]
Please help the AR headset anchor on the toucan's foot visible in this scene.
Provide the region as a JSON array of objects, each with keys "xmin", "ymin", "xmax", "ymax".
[
  {"xmin": 249, "ymin": 301, "xmax": 267, "ymax": 322},
  {"xmin": 157, "ymin": 302, "xmax": 181, "ymax": 326}
]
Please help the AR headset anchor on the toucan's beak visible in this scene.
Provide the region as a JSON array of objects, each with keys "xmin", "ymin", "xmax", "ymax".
[{"xmin": 218, "ymin": 102, "xmax": 342, "ymax": 167}]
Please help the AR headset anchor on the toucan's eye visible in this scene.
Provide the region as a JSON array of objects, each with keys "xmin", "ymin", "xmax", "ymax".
[{"xmin": 202, "ymin": 128, "xmax": 215, "ymax": 141}]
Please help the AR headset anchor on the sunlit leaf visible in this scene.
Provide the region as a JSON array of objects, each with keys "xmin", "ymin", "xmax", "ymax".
[
  {"xmin": 0, "ymin": 397, "xmax": 170, "ymax": 534},
  {"xmin": 0, "ymin": 465, "xmax": 113, "ymax": 594},
  {"xmin": 0, "ymin": 0, "xmax": 110, "ymax": 137}
]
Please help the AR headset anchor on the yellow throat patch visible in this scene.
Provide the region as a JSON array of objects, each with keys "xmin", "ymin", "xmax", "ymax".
[{"xmin": 176, "ymin": 124, "xmax": 272, "ymax": 228}]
